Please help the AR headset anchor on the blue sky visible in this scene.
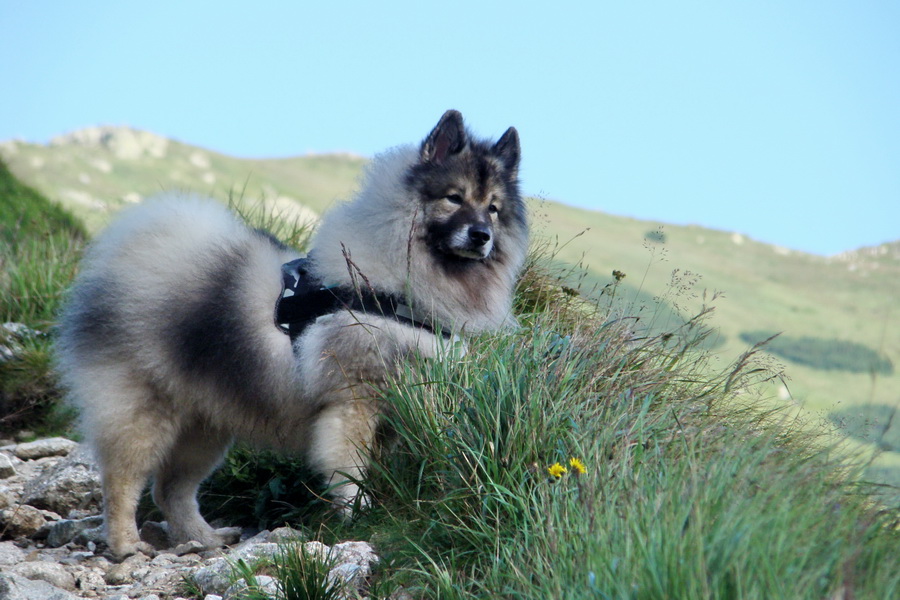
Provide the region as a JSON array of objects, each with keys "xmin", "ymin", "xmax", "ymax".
[{"xmin": 2, "ymin": 1, "xmax": 898, "ymax": 256}]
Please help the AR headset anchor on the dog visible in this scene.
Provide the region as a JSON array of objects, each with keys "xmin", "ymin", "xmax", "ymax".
[{"xmin": 56, "ymin": 110, "xmax": 528, "ymax": 558}]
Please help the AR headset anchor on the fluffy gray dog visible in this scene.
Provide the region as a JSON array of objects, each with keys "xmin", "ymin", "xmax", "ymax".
[{"xmin": 56, "ymin": 110, "xmax": 528, "ymax": 558}]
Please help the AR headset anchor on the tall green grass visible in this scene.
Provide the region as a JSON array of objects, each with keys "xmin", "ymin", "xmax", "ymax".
[
  {"xmin": 0, "ymin": 159, "xmax": 86, "ymax": 326},
  {"xmin": 348, "ymin": 261, "xmax": 900, "ymax": 599},
  {"xmin": 1, "ymin": 159, "xmax": 85, "ymax": 435}
]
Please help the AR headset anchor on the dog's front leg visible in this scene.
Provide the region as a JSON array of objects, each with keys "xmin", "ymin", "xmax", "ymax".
[{"xmin": 307, "ymin": 393, "xmax": 379, "ymax": 516}]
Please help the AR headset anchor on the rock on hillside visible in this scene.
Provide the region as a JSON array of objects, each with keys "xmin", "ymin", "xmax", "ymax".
[
  {"xmin": 0, "ymin": 126, "xmax": 352, "ymax": 234},
  {"xmin": 831, "ymin": 241, "xmax": 900, "ymax": 275},
  {"xmin": 49, "ymin": 127, "xmax": 170, "ymax": 161}
]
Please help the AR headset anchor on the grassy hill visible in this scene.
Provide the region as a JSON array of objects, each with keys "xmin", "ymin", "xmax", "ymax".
[
  {"xmin": 3, "ymin": 127, "xmax": 899, "ymax": 492},
  {"xmin": 3, "ymin": 151, "xmax": 900, "ymax": 597}
]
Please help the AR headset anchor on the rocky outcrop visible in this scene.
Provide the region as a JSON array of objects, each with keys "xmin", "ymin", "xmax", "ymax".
[
  {"xmin": 49, "ymin": 127, "xmax": 169, "ymax": 160},
  {"xmin": 0, "ymin": 439, "xmax": 380, "ymax": 600},
  {"xmin": 0, "ymin": 322, "xmax": 44, "ymax": 364}
]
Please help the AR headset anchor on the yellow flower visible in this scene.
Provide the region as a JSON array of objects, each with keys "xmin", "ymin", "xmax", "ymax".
[
  {"xmin": 569, "ymin": 458, "xmax": 587, "ymax": 475},
  {"xmin": 547, "ymin": 462, "xmax": 567, "ymax": 478}
]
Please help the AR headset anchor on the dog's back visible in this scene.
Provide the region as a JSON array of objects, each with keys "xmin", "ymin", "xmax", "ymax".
[{"xmin": 57, "ymin": 195, "xmax": 302, "ymax": 436}]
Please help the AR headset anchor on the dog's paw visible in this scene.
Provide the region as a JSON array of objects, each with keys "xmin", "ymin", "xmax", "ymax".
[
  {"xmin": 335, "ymin": 492, "xmax": 371, "ymax": 520},
  {"xmin": 172, "ymin": 526, "xmax": 242, "ymax": 553},
  {"xmin": 106, "ymin": 540, "xmax": 156, "ymax": 562}
]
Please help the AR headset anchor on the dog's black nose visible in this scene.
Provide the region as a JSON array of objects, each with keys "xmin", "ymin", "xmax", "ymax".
[{"xmin": 468, "ymin": 224, "xmax": 492, "ymax": 246}]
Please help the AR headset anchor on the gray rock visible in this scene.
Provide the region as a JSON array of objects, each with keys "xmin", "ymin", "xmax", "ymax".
[
  {"xmin": 104, "ymin": 553, "xmax": 149, "ymax": 585},
  {"xmin": 66, "ymin": 550, "xmax": 95, "ymax": 561},
  {"xmin": 12, "ymin": 438, "xmax": 78, "ymax": 461},
  {"xmin": 0, "ymin": 504, "xmax": 45, "ymax": 537},
  {"xmin": 73, "ymin": 524, "xmax": 105, "ymax": 546},
  {"xmin": 139, "ymin": 521, "xmax": 171, "ymax": 550},
  {"xmin": 0, "ymin": 322, "xmax": 42, "ymax": 363},
  {"xmin": 0, "ymin": 572, "xmax": 79, "ymax": 600},
  {"xmin": 137, "ymin": 567, "xmax": 184, "ymax": 592},
  {"xmin": 72, "ymin": 568, "xmax": 106, "ymax": 594},
  {"xmin": 223, "ymin": 574, "xmax": 278, "ymax": 600},
  {"xmin": 173, "ymin": 540, "xmax": 205, "ymax": 556},
  {"xmin": 268, "ymin": 526, "xmax": 307, "ymax": 543},
  {"xmin": 0, "ymin": 490, "xmax": 17, "ymax": 510},
  {"xmin": 22, "ymin": 445, "xmax": 102, "ymax": 515},
  {"xmin": 191, "ymin": 541, "xmax": 280, "ymax": 594},
  {"xmin": 0, "ymin": 453, "xmax": 19, "ymax": 478},
  {"xmin": 46, "ymin": 515, "xmax": 104, "ymax": 547},
  {"xmin": 190, "ymin": 560, "xmax": 231, "ymax": 594},
  {"xmin": 0, "ymin": 540, "xmax": 25, "ymax": 566},
  {"xmin": 9, "ymin": 561, "xmax": 77, "ymax": 591},
  {"xmin": 329, "ymin": 541, "xmax": 378, "ymax": 590}
]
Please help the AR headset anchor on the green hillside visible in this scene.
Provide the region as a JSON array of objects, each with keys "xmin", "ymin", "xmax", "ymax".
[
  {"xmin": 0, "ymin": 128, "xmax": 365, "ymax": 232},
  {"xmin": 1, "ymin": 158, "xmax": 85, "ymax": 434},
  {"xmin": 3, "ymin": 127, "xmax": 898, "ymax": 493}
]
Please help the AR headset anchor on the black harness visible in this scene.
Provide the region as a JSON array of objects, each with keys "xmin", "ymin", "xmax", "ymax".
[{"xmin": 274, "ymin": 258, "xmax": 450, "ymax": 342}]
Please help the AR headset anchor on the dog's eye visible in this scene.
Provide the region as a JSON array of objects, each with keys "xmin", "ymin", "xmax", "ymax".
[
  {"xmin": 488, "ymin": 204, "xmax": 499, "ymax": 215},
  {"xmin": 445, "ymin": 194, "xmax": 464, "ymax": 205}
]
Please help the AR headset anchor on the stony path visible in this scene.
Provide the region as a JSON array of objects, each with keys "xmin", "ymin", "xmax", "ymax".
[{"xmin": 0, "ymin": 438, "xmax": 378, "ymax": 600}]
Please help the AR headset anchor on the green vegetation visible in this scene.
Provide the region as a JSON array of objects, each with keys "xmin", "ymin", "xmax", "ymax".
[
  {"xmin": 831, "ymin": 403, "xmax": 900, "ymax": 452},
  {"xmin": 741, "ymin": 330, "xmax": 894, "ymax": 375},
  {"xmin": 0, "ymin": 159, "xmax": 86, "ymax": 325},
  {"xmin": 343, "ymin": 268, "xmax": 900, "ymax": 598},
  {"xmin": 644, "ymin": 227, "xmax": 667, "ymax": 243},
  {"xmin": 194, "ymin": 445, "xmax": 323, "ymax": 531},
  {"xmin": 0, "ymin": 159, "xmax": 85, "ymax": 435},
  {"xmin": 225, "ymin": 545, "xmax": 344, "ymax": 600},
  {"xmin": 3, "ymin": 139, "xmax": 900, "ymax": 597}
]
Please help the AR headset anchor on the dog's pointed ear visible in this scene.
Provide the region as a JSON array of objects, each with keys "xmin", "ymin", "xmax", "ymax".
[
  {"xmin": 492, "ymin": 127, "xmax": 520, "ymax": 176},
  {"xmin": 421, "ymin": 110, "xmax": 467, "ymax": 165}
]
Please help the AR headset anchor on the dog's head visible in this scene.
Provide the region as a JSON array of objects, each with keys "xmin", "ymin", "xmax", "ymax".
[{"xmin": 407, "ymin": 110, "xmax": 525, "ymax": 263}]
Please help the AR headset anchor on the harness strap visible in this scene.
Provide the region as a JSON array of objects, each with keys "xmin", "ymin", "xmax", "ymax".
[{"xmin": 275, "ymin": 258, "xmax": 450, "ymax": 342}]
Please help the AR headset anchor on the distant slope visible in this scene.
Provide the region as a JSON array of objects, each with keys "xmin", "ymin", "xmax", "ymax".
[
  {"xmin": 0, "ymin": 158, "xmax": 85, "ymax": 245},
  {"xmin": 3, "ymin": 128, "xmax": 899, "ymax": 482},
  {"xmin": 0, "ymin": 127, "xmax": 364, "ymax": 232},
  {"xmin": 1, "ymin": 157, "xmax": 86, "ymax": 325}
]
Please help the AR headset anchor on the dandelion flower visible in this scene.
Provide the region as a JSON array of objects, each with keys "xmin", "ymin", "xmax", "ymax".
[
  {"xmin": 547, "ymin": 462, "xmax": 567, "ymax": 478},
  {"xmin": 569, "ymin": 457, "xmax": 587, "ymax": 475}
]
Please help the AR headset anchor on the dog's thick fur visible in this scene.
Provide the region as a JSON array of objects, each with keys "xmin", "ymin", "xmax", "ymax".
[{"xmin": 56, "ymin": 110, "xmax": 527, "ymax": 558}]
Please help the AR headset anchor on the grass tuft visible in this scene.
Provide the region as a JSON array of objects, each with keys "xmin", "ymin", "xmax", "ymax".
[{"xmin": 226, "ymin": 544, "xmax": 345, "ymax": 600}]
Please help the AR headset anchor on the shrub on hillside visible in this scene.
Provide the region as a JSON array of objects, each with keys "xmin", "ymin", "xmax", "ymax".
[
  {"xmin": 740, "ymin": 330, "xmax": 894, "ymax": 375},
  {"xmin": 830, "ymin": 403, "xmax": 900, "ymax": 452}
]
